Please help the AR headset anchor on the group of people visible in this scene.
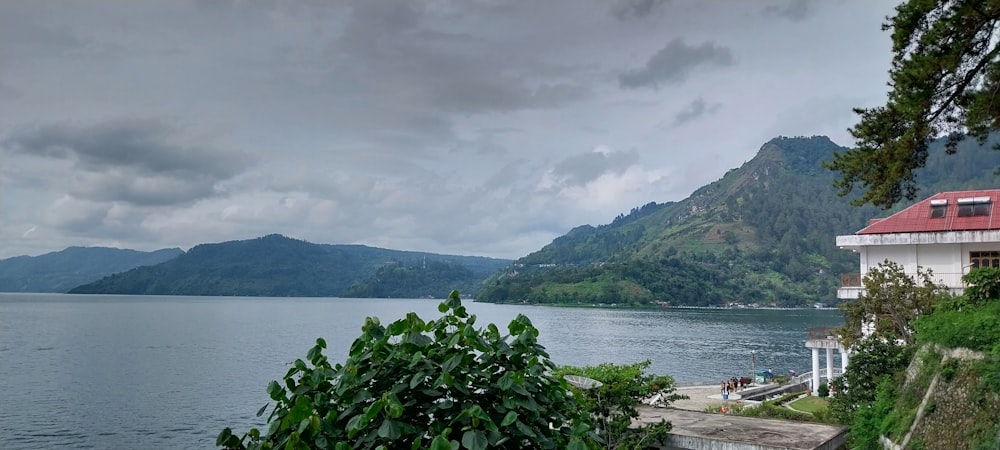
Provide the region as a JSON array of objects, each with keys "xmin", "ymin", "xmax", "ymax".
[{"xmin": 720, "ymin": 376, "xmax": 751, "ymax": 395}]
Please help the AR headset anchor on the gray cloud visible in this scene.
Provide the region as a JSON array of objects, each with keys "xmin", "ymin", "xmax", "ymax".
[
  {"xmin": 673, "ymin": 97, "xmax": 722, "ymax": 127},
  {"xmin": 612, "ymin": 0, "xmax": 670, "ymax": 21},
  {"xmin": 2, "ymin": 119, "xmax": 255, "ymax": 206},
  {"xmin": 619, "ymin": 38, "xmax": 734, "ymax": 89},
  {"xmin": 551, "ymin": 149, "xmax": 640, "ymax": 187},
  {"xmin": 763, "ymin": 0, "xmax": 812, "ymax": 22}
]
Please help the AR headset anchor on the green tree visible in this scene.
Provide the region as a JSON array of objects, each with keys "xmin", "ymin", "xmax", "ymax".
[
  {"xmin": 217, "ymin": 291, "xmax": 591, "ymax": 450},
  {"xmin": 839, "ymin": 260, "xmax": 947, "ymax": 347},
  {"xmin": 554, "ymin": 361, "xmax": 685, "ymax": 450},
  {"xmin": 828, "ymin": 337, "xmax": 912, "ymax": 425},
  {"xmin": 825, "ymin": 0, "xmax": 1000, "ymax": 208},
  {"xmin": 961, "ymin": 266, "xmax": 1000, "ymax": 305}
]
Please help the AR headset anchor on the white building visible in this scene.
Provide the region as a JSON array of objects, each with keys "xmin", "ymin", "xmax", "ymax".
[
  {"xmin": 805, "ymin": 189, "xmax": 1000, "ymax": 395},
  {"xmin": 836, "ymin": 189, "xmax": 1000, "ymax": 300}
]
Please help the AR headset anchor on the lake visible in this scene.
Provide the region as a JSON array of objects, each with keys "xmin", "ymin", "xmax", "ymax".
[{"xmin": 0, "ymin": 294, "xmax": 843, "ymax": 449}]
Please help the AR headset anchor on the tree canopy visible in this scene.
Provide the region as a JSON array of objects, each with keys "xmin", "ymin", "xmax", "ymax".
[{"xmin": 826, "ymin": 0, "xmax": 1000, "ymax": 208}]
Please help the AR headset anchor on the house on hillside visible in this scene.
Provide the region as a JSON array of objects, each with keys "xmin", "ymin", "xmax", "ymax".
[{"xmin": 836, "ymin": 189, "xmax": 1000, "ymax": 300}]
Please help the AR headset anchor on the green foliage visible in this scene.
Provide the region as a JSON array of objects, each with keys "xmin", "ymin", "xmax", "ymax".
[
  {"xmin": 961, "ymin": 267, "xmax": 1000, "ymax": 305},
  {"xmin": 218, "ymin": 291, "xmax": 591, "ymax": 449},
  {"xmin": 839, "ymin": 261, "xmax": 947, "ymax": 347},
  {"xmin": 915, "ymin": 301, "xmax": 1000, "ymax": 351},
  {"xmin": 343, "ymin": 260, "xmax": 480, "ymax": 299},
  {"xmin": 828, "ymin": 337, "xmax": 912, "ymax": 425},
  {"xmin": 554, "ymin": 361, "xmax": 684, "ymax": 450},
  {"xmin": 731, "ymin": 394, "xmax": 819, "ymax": 422},
  {"xmin": 817, "ymin": 382, "xmax": 829, "ymax": 398},
  {"xmin": 849, "ymin": 379, "xmax": 899, "ymax": 450},
  {"xmin": 826, "ymin": 0, "xmax": 1000, "ymax": 208}
]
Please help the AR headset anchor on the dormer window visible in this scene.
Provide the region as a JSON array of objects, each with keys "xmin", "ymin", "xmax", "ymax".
[
  {"xmin": 957, "ymin": 196, "xmax": 991, "ymax": 217},
  {"xmin": 929, "ymin": 199, "xmax": 948, "ymax": 218}
]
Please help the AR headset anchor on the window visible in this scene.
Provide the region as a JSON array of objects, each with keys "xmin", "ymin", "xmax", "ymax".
[
  {"xmin": 957, "ymin": 196, "xmax": 991, "ymax": 217},
  {"xmin": 929, "ymin": 199, "xmax": 947, "ymax": 218},
  {"xmin": 970, "ymin": 251, "xmax": 1000, "ymax": 268}
]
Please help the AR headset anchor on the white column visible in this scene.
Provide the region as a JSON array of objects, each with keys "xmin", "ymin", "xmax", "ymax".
[
  {"xmin": 811, "ymin": 347, "xmax": 820, "ymax": 396},
  {"xmin": 826, "ymin": 347, "xmax": 834, "ymax": 383},
  {"xmin": 841, "ymin": 349, "xmax": 849, "ymax": 374}
]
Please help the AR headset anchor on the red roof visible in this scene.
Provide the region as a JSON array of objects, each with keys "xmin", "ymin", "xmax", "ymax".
[{"xmin": 857, "ymin": 189, "xmax": 1000, "ymax": 234}]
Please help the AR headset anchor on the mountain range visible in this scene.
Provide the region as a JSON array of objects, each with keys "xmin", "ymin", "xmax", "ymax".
[
  {"xmin": 0, "ymin": 246, "xmax": 183, "ymax": 293},
  {"xmin": 3, "ymin": 134, "xmax": 997, "ymax": 304},
  {"xmin": 66, "ymin": 235, "xmax": 510, "ymax": 298},
  {"xmin": 476, "ymin": 135, "xmax": 1000, "ymax": 307}
]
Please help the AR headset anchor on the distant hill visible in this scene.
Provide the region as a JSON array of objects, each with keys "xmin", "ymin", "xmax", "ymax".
[
  {"xmin": 477, "ymin": 135, "xmax": 1000, "ymax": 307},
  {"xmin": 68, "ymin": 234, "xmax": 510, "ymax": 298},
  {"xmin": 0, "ymin": 247, "xmax": 183, "ymax": 293}
]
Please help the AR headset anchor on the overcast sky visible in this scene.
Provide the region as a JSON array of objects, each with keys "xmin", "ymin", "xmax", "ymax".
[{"xmin": 0, "ymin": 0, "xmax": 900, "ymax": 260}]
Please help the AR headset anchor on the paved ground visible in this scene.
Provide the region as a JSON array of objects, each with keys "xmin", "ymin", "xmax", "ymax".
[
  {"xmin": 635, "ymin": 384, "xmax": 848, "ymax": 450},
  {"xmin": 668, "ymin": 384, "xmax": 749, "ymax": 411}
]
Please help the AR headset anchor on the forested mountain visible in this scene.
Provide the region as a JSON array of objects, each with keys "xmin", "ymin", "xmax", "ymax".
[
  {"xmin": 478, "ymin": 135, "xmax": 1000, "ymax": 307},
  {"xmin": 0, "ymin": 246, "xmax": 183, "ymax": 293},
  {"xmin": 68, "ymin": 234, "xmax": 509, "ymax": 297}
]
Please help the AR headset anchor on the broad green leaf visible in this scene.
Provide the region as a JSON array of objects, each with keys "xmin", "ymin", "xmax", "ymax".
[
  {"xmin": 409, "ymin": 371, "xmax": 426, "ymax": 389},
  {"xmin": 267, "ymin": 380, "xmax": 285, "ymax": 401},
  {"xmin": 430, "ymin": 434, "xmax": 452, "ymax": 450},
  {"xmin": 567, "ymin": 437, "xmax": 588, "ymax": 450},
  {"xmin": 364, "ymin": 400, "xmax": 384, "ymax": 420},
  {"xmin": 497, "ymin": 372, "xmax": 514, "ymax": 391},
  {"xmin": 256, "ymin": 403, "xmax": 269, "ymax": 417},
  {"xmin": 216, "ymin": 427, "xmax": 232, "ymax": 446},
  {"xmin": 514, "ymin": 420, "xmax": 537, "ymax": 438},
  {"xmin": 461, "ymin": 430, "xmax": 488, "ymax": 450},
  {"xmin": 377, "ymin": 419, "xmax": 403, "ymax": 440},
  {"xmin": 442, "ymin": 354, "xmax": 463, "ymax": 373},
  {"xmin": 345, "ymin": 414, "xmax": 369, "ymax": 438},
  {"xmin": 500, "ymin": 411, "xmax": 518, "ymax": 427}
]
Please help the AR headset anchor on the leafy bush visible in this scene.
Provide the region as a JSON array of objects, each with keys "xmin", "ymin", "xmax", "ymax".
[
  {"xmin": 828, "ymin": 337, "xmax": 912, "ymax": 425},
  {"xmin": 848, "ymin": 378, "xmax": 898, "ymax": 450},
  {"xmin": 961, "ymin": 267, "xmax": 1000, "ymax": 305},
  {"xmin": 915, "ymin": 301, "xmax": 1000, "ymax": 352},
  {"xmin": 554, "ymin": 361, "xmax": 684, "ymax": 449},
  {"xmin": 217, "ymin": 291, "xmax": 591, "ymax": 450},
  {"xmin": 818, "ymin": 382, "xmax": 830, "ymax": 398}
]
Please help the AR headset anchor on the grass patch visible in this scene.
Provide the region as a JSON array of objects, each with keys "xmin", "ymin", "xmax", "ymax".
[{"xmin": 788, "ymin": 396, "xmax": 828, "ymax": 414}]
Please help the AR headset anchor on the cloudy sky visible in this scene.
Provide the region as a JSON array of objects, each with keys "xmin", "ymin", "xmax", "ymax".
[{"xmin": 0, "ymin": 0, "xmax": 899, "ymax": 260}]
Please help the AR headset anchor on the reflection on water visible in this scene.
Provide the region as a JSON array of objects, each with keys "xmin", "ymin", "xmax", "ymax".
[{"xmin": 0, "ymin": 294, "xmax": 842, "ymax": 449}]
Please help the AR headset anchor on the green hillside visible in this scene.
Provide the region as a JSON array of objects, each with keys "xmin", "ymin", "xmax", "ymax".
[
  {"xmin": 478, "ymin": 135, "xmax": 1000, "ymax": 307},
  {"xmin": 0, "ymin": 246, "xmax": 183, "ymax": 293},
  {"xmin": 68, "ymin": 234, "xmax": 509, "ymax": 297}
]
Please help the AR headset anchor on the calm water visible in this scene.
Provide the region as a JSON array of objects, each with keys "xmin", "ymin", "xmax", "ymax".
[{"xmin": 0, "ymin": 294, "xmax": 842, "ymax": 449}]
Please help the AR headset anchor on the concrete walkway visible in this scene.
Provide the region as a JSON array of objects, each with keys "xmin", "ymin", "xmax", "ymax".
[{"xmin": 668, "ymin": 384, "xmax": 749, "ymax": 411}]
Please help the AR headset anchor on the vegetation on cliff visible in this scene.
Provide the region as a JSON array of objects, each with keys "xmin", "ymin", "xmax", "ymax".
[{"xmin": 830, "ymin": 266, "xmax": 1000, "ymax": 449}]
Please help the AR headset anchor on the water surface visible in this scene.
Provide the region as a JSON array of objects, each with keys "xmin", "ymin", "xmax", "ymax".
[{"xmin": 0, "ymin": 294, "xmax": 842, "ymax": 449}]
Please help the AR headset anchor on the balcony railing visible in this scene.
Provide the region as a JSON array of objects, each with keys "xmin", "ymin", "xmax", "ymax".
[{"xmin": 841, "ymin": 273, "xmax": 862, "ymax": 287}]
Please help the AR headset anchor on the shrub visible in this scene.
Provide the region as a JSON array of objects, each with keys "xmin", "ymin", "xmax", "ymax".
[
  {"xmin": 555, "ymin": 361, "xmax": 685, "ymax": 449},
  {"xmin": 818, "ymin": 382, "xmax": 830, "ymax": 398},
  {"xmin": 217, "ymin": 291, "xmax": 592, "ymax": 450},
  {"xmin": 915, "ymin": 301, "xmax": 1000, "ymax": 352}
]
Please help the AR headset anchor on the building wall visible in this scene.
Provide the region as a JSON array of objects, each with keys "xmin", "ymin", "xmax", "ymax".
[{"xmin": 852, "ymin": 242, "xmax": 1000, "ymax": 294}]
